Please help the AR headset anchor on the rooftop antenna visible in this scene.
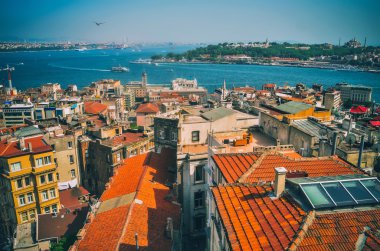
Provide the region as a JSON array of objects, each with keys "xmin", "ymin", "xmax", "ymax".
[{"xmin": 338, "ymin": 38, "xmax": 341, "ymax": 46}]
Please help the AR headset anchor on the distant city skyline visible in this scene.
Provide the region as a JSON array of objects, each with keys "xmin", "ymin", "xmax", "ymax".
[{"xmin": 1, "ymin": 0, "xmax": 380, "ymax": 45}]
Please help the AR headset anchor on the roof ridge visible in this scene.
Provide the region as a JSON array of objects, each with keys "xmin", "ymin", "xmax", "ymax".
[
  {"xmin": 237, "ymin": 152, "xmax": 270, "ymax": 183},
  {"xmin": 115, "ymin": 152, "xmax": 153, "ymax": 250},
  {"xmin": 288, "ymin": 210, "xmax": 316, "ymax": 250}
]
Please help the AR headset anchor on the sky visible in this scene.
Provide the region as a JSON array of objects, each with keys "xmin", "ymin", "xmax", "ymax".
[{"xmin": 1, "ymin": 0, "xmax": 380, "ymax": 45}]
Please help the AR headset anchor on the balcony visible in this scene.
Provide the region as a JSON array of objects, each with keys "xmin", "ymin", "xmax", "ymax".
[
  {"xmin": 2, "ymin": 167, "xmax": 33, "ymax": 178},
  {"xmin": 32, "ymin": 163, "xmax": 56, "ymax": 174}
]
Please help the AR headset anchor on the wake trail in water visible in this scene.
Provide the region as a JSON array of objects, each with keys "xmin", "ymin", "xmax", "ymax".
[{"xmin": 48, "ymin": 63, "xmax": 111, "ymax": 72}]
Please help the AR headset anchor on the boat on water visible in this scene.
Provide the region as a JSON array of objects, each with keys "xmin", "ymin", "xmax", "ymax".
[
  {"xmin": 130, "ymin": 58, "xmax": 152, "ymax": 64},
  {"xmin": 111, "ymin": 66, "xmax": 130, "ymax": 72}
]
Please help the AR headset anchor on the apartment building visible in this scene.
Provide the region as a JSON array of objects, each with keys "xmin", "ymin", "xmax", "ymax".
[
  {"xmin": 0, "ymin": 136, "xmax": 60, "ymax": 241},
  {"xmin": 2, "ymin": 103, "xmax": 34, "ymax": 127}
]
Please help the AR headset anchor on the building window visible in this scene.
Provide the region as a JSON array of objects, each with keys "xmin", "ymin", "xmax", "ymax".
[
  {"xmin": 69, "ymin": 155, "xmax": 74, "ymax": 164},
  {"xmin": 40, "ymin": 175, "xmax": 46, "ymax": 184},
  {"xmin": 25, "ymin": 177, "xmax": 30, "ymax": 186},
  {"xmin": 27, "ymin": 192, "xmax": 34, "ymax": 203},
  {"xmin": 29, "ymin": 209, "xmax": 35, "ymax": 220},
  {"xmin": 85, "ymin": 149, "xmax": 89, "ymax": 158},
  {"xmin": 195, "ymin": 165, "xmax": 204, "ymax": 183},
  {"xmin": 194, "ymin": 215, "xmax": 205, "ymax": 230},
  {"xmin": 194, "ymin": 191, "xmax": 205, "ymax": 209},
  {"xmin": 192, "ymin": 131, "xmax": 200, "ymax": 142},
  {"xmin": 116, "ymin": 153, "xmax": 121, "ymax": 162},
  {"xmin": 49, "ymin": 189, "xmax": 56, "ymax": 198},
  {"xmin": 56, "ymin": 173, "xmax": 60, "ymax": 181},
  {"xmin": 42, "ymin": 190, "xmax": 48, "ymax": 201},
  {"xmin": 52, "ymin": 204, "xmax": 58, "ymax": 213},
  {"xmin": 36, "ymin": 158, "xmax": 43, "ymax": 167},
  {"xmin": 20, "ymin": 212, "xmax": 28, "ymax": 222},
  {"xmin": 44, "ymin": 156, "xmax": 51, "ymax": 165},
  {"xmin": 70, "ymin": 169, "xmax": 76, "ymax": 178},
  {"xmin": 10, "ymin": 162, "xmax": 21, "ymax": 172},
  {"xmin": 44, "ymin": 207, "xmax": 50, "ymax": 214},
  {"xmin": 48, "ymin": 173, "xmax": 53, "ymax": 182},
  {"xmin": 16, "ymin": 179, "xmax": 23, "ymax": 189},
  {"xmin": 19, "ymin": 195, "xmax": 26, "ymax": 206},
  {"xmin": 68, "ymin": 141, "xmax": 73, "ymax": 149},
  {"xmin": 51, "ymin": 144, "xmax": 55, "ymax": 151}
]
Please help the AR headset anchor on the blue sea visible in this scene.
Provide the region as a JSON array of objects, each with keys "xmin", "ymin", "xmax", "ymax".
[{"xmin": 1, "ymin": 45, "xmax": 379, "ymax": 101}]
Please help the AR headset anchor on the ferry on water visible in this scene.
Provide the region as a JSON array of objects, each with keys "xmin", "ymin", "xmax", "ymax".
[{"xmin": 111, "ymin": 66, "xmax": 130, "ymax": 72}]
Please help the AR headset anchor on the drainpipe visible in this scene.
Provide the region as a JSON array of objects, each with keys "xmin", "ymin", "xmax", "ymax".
[
  {"xmin": 331, "ymin": 132, "xmax": 338, "ymax": 155},
  {"xmin": 357, "ymin": 135, "xmax": 365, "ymax": 168}
]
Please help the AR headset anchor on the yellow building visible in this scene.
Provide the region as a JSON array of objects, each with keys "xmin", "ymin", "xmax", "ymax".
[{"xmin": 0, "ymin": 135, "xmax": 60, "ymax": 239}]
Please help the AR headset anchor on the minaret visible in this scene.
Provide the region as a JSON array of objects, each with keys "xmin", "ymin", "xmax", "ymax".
[
  {"xmin": 142, "ymin": 72, "xmax": 147, "ymax": 86},
  {"xmin": 364, "ymin": 37, "xmax": 367, "ymax": 48},
  {"xmin": 223, "ymin": 79, "xmax": 226, "ymax": 90}
]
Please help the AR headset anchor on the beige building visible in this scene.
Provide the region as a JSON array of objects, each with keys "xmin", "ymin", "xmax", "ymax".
[
  {"xmin": 324, "ymin": 91, "xmax": 341, "ymax": 110},
  {"xmin": 44, "ymin": 129, "xmax": 80, "ymax": 190},
  {"xmin": 41, "ymin": 83, "xmax": 61, "ymax": 94}
]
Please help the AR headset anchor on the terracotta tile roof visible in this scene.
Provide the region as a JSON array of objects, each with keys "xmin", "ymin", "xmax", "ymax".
[
  {"xmin": 135, "ymin": 103, "xmax": 159, "ymax": 113},
  {"xmin": 78, "ymin": 205, "xmax": 130, "ymax": 251},
  {"xmin": 363, "ymin": 230, "xmax": 380, "ymax": 251},
  {"xmin": 212, "ymin": 152, "xmax": 363, "ymax": 184},
  {"xmin": 212, "ymin": 153, "xmax": 260, "ymax": 183},
  {"xmin": 119, "ymin": 151, "xmax": 180, "ymax": 250},
  {"xmin": 103, "ymin": 132, "xmax": 147, "ymax": 147},
  {"xmin": 100, "ymin": 153, "xmax": 147, "ymax": 201},
  {"xmin": 242, "ymin": 154, "xmax": 363, "ymax": 183},
  {"xmin": 0, "ymin": 135, "xmax": 52, "ymax": 158},
  {"xmin": 297, "ymin": 209, "xmax": 380, "ymax": 251},
  {"xmin": 212, "ymin": 184, "xmax": 307, "ymax": 251},
  {"xmin": 76, "ymin": 149, "xmax": 180, "ymax": 251},
  {"xmin": 59, "ymin": 187, "xmax": 90, "ymax": 210},
  {"xmin": 84, "ymin": 101, "xmax": 108, "ymax": 115}
]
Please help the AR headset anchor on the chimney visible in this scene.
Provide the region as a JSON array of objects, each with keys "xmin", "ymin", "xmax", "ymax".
[
  {"xmin": 28, "ymin": 142, "xmax": 33, "ymax": 152},
  {"xmin": 19, "ymin": 137, "xmax": 26, "ymax": 150},
  {"xmin": 274, "ymin": 167, "xmax": 287, "ymax": 197}
]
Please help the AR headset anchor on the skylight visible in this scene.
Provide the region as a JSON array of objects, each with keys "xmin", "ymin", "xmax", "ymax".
[{"xmin": 287, "ymin": 175, "xmax": 380, "ymax": 209}]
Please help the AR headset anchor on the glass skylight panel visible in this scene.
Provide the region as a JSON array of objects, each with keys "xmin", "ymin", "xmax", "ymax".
[
  {"xmin": 341, "ymin": 181, "xmax": 377, "ymax": 204},
  {"xmin": 360, "ymin": 179, "xmax": 380, "ymax": 200},
  {"xmin": 322, "ymin": 182, "xmax": 355, "ymax": 206},
  {"xmin": 301, "ymin": 184, "xmax": 335, "ymax": 208}
]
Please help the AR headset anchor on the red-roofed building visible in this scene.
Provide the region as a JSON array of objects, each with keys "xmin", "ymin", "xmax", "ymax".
[
  {"xmin": 0, "ymin": 135, "xmax": 60, "ymax": 242},
  {"xmin": 208, "ymin": 150, "xmax": 379, "ymax": 251},
  {"xmin": 350, "ymin": 105, "xmax": 369, "ymax": 114},
  {"xmin": 136, "ymin": 103, "xmax": 160, "ymax": 128},
  {"xmin": 84, "ymin": 101, "xmax": 108, "ymax": 115},
  {"xmin": 370, "ymin": 121, "xmax": 380, "ymax": 127},
  {"xmin": 72, "ymin": 150, "xmax": 181, "ymax": 251},
  {"xmin": 262, "ymin": 83, "xmax": 276, "ymax": 93},
  {"xmin": 83, "ymin": 132, "xmax": 154, "ymax": 196}
]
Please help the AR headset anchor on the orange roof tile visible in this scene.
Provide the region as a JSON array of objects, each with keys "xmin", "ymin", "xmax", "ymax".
[
  {"xmin": 297, "ymin": 209, "xmax": 380, "ymax": 251},
  {"xmin": 212, "ymin": 153, "xmax": 260, "ymax": 183},
  {"xmin": 100, "ymin": 153, "xmax": 147, "ymax": 201},
  {"xmin": 84, "ymin": 101, "xmax": 108, "ymax": 115},
  {"xmin": 135, "ymin": 103, "xmax": 159, "ymax": 113},
  {"xmin": 78, "ymin": 205, "xmax": 130, "ymax": 251},
  {"xmin": 0, "ymin": 135, "xmax": 52, "ymax": 158},
  {"xmin": 76, "ymin": 149, "xmax": 180, "ymax": 251},
  {"xmin": 119, "ymin": 151, "xmax": 180, "ymax": 250},
  {"xmin": 212, "ymin": 152, "xmax": 364, "ymax": 183},
  {"xmin": 212, "ymin": 184, "xmax": 307, "ymax": 251}
]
